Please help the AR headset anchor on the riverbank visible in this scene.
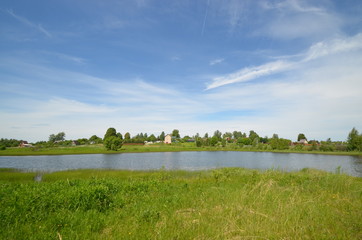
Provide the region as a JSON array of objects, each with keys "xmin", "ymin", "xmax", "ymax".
[
  {"xmin": 1, "ymin": 143, "xmax": 361, "ymax": 156},
  {"xmin": 1, "ymin": 168, "xmax": 361, "ymax": 239}
]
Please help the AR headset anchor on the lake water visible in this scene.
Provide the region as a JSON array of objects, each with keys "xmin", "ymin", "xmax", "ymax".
[{"xmin": 0, "ymin": 151, "xmax": 361, "ymax": 177}]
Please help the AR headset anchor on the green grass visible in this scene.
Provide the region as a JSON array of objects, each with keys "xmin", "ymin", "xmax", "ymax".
[
  {"xmin": 1, "ymin": 168, "xmax": 361, "ymax": 239},
  {"xmin": 1, "ymin": 142, "xmax": 361, "ymax": 156}
]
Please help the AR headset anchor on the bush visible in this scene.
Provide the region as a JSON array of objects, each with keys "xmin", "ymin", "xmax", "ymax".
[
  {"xmin": 0, "ymin": 145, "xmax": 6, "ymax": 150},
  {"xmin": 104, "ymin": 136, "xmax": 123, "ymax": 151}
]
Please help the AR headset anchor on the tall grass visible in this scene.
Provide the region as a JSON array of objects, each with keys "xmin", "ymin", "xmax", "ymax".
[{"xmin": 0, "ymin": 168, "xmax": 361, "ymax": 239}]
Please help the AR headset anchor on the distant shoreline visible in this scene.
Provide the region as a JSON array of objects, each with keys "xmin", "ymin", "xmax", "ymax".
[{"xmin": 0, "ymin": 144, "xmax": 361, "ymax": 157}]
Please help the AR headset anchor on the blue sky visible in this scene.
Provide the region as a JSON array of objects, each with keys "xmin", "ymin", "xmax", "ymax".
[{"xmin": 1, "ymin": 0, "xmax": 362, "ymax": 142}]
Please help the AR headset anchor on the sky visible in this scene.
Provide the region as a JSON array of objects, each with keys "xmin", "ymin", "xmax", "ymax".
[{"xmin": 1, "ymin": 0, "xmax": 362, "ymax": 142}]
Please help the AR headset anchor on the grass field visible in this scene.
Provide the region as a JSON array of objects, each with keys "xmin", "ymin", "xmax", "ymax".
[
  {"xmin": 1, "ymin": 168, "xmax": 361, "ymax": 239},
  {"xmin": 1, "ymin": 143, "xmax": 361, "ymax": 156}
]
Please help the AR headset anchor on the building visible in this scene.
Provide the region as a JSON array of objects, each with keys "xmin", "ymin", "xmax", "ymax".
[
  {"xmin": 19, "ymin": 141, "xmax": 32, "ymax": 147},
  {"xmin": 164, "ymin": 134, "xmax": 172, "ymax": 144}
]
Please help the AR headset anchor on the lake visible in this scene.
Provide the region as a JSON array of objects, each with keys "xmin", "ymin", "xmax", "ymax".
[{"xmin": 0, "ymin": 151, "xmax": 361, "ymax": 177}]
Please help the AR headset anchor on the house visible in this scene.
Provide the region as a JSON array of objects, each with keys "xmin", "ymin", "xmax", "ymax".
[
  {"xmin": 164, "ymin": 134, "xmax": 172, "ymax": 144},
  {"xmin": 71, "ymin": 140, "xmax": 80, "ymax": 146},
  {"xmin": 19, "ymin": 141, "xmax": 32, "ymax": 147},
  {"xmin": 298, "ymin": 139, "xmax": 308, "ymax": 145}
]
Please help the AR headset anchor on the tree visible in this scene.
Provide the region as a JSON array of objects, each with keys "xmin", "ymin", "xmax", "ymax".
[
  {"xmin": 148, "ymin": 134, "xmax": 157, "ymax": 142},
  {"xmin": 347, "ymin": 127, "xmax": 362, "ymax": 151},
  {"xmin": 195, "ymin": 138, "xmax": 202, "ymax": 147},
  {"xmin": 213, "ymin": 130, "xmax": 222, "ymax": 140},
  {"xmin": 204, "ymin": 133, "xmax": 209, "ymax": 138},
  {"xmin": 117, "ymin": 132, "xmax": 123, "ymax": 140},
  {"xmin": 297, "ymin": 133, "xmax": 307, "ymax": 141},
  {"xmin": 89, "ymin": 135, "xmax": 102, "ymax": 144},
  {"xmin": 159, "ymin": 131, "xmax": 165, "ymax": 141},
  {"xmin": 249, "ymin": 130, "xmax": 259, "ymax": 143},
  {"xmin": 172, "ymin": 129, "xmax": 180, "ymax": 138},
  {"xmin": 270, "ymin": 138, "xmax": 291, "ymax": 150},
  {"xmin": 124, "ymin": 132, "xmax": 131, "ymax": 140},
  {"xmin": 103, "ymin": 128, "xmax": 117, "ymax": 141},
  {"xmin": 272, "ymin": 134, "xmax": 279, "ymax": 139},
  {"xmin": 104, "ymin": 136, "xmax": 123, "ymax": 151},
  {"xmin": 210, "ymin": 136, "xmax": 219, "ymax": 146},
  {"xmin": 49, "ymin": 132, "xmax": 65, "ymax": 142}
]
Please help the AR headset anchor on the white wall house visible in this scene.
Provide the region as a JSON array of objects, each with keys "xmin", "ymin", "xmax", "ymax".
[{"xmin": 164, "ymin": 134, "xmax": 172, "ymax": 144}]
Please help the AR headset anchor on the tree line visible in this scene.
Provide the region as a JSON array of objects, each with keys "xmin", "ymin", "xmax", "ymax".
[{"xmin": 1, "ymin": 127, "xmax": 361, "ymax": 152}]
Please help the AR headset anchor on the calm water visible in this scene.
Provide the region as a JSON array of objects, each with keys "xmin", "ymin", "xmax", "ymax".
[{"xmin": 0, "ymin": 151, "xmax": 361, "ymax": 177}]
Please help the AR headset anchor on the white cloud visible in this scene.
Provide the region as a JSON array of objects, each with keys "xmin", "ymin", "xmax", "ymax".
[
  {"xmin": 258, "ymin": 0, "xmax": 342, "ymax": 40},
  {"xmin": 209, "ymin": 58, "xmax": 224, "ymax": 66},
  {"xmin": 304, "ymin": 33, "xmax": 362, "ymax": 61},
  {"xmin": 206, "ymin": 60, "xmax": 292, "ymax": 90},
  {"xmin": 6, "ymin": 9, "xmax": 52, "ymax": 38},
  {"xmin": 207, "ymin": 33, "xmax": 362, "ymax": 90}
]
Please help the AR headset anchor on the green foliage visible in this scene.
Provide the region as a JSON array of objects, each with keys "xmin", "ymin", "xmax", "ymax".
[
  {"xmin": 0, "ymin": 145, "xmax": 6, "ymax": 150},
  {"xmin": 103, "ymin": 136, "xmax": 123, "ymax": 151},
  {"xmin": 347, "ymin": 127, "xmax": 362, "ymax": 151},
  {"xmin": 172, "ymin": 129, "xmax": 180, "ymax": 138},
  {"xmin": 0, "ymin": 138, "xmax": 21, "ymax": 147},
  {"xmin": 213, "ymin": 130, "xmax": 222, "ymax": 140},
  {"xmin": 249, "ymin": 130, "xmax": 259, "ymax": 143},
  {"xmin": 49, "ymin": 132, "xmax": 65, "ymax": 142},
  {"xmin": 270, "ymin": 138, "xmax": 291, "ymax": 150},
  {"xmin": 195, "ymin": 138, "xmax": 202, "ymax": 147},
  {"xmin": 103, "ymin": 128, "xmax": 117, "ymax": 141},
  {"xmin": 237, "ymin": 137, "xmax": 251, "ymax": 146},
  {"xmin": 116, "ymin": 132, "xmax": 123, "ymax": 140},
  {"xmin": 209, "ymin": 136, "xmax": 219, "ymax": 146},
  {"xmin": 124, "ymin": 132, "xmax": 131, "ymax": 140},
  {"xmin": 159, "ymin": 131, "xmax": 165, "ymax": 141},
  {"xmin": 297, "ymin": 133, "xmax": 307, "ymax": 141},
  {"xmin": 89, "ymin": 135, "xmax": 103, "ymax": 144}
]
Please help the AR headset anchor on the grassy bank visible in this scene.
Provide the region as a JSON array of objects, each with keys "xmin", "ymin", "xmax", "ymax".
[
  {"xmin": 1, "ymin": 168, "xmax": 361, "ymax": 239},
  {"xmin": 1, "ymin": 143, "xmax": 361, "ymax": 156}
]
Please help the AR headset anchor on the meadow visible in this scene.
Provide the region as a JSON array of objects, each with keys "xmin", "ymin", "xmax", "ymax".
[{"xmin": 1, "ymin": 168, "xmax": 361, "ymax": 239}]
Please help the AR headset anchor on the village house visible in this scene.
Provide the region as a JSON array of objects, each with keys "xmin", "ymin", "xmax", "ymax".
[
  {"xmin": 19, "ymin": 141, "xmax": 32, "ymax": 148},
  {"xmin": 164, "ymin": 134, "xmax": 172, "ymax": 144},
  {"xmin": 298, "ymin": 139, "xmax": 308, "ymax": 145}
]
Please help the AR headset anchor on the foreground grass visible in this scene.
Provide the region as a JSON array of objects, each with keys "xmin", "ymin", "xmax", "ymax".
[
  {"xmin": 1, "ymin": 143, "xmax": 361, "ymax": 156},
  {"xmin": 1, "ymin": 168, "xmax": 361, "ymax": 239}
]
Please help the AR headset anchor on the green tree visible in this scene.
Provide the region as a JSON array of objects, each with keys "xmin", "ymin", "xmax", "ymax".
[
  {"xmin": 213, "ymin": 130, "xmax": 222, "ymax": 140},
  {"xmin": 347, "ymin": 127, "xmax": 362, "ymax": 151},
  {"xmin": 117, "ymin": 132, "xmax": 123, "ymax": 140},
  {"xmin": 159, "ymin": 131, "xmax": 165, "ymax": 141},
  {"xmin": 148, "ymin": 134, "xmax": 157, "ymax": 142},
  {"xmin": 104, "ymin": 136, "xmax": 123, "ymax": 151},
  {"xmin": 195, "ymin": 138, "xmax": 202, "ymax": 147},
  {"xmin": 210, "ymin": 136, "xmax": 219, "ymax": 146},
  {"xmin": 172, "ymin": 129, "xmax": 180, "ymax": 138},
  {"xmin": 270, "ymin": 138, "xmax": 291, "ymax": 150},
  {"xmin": 124, "ymin": 132, "xmax": 131, "ymax": 140},
  {"xmin": 272, "ymin": 134, "xmax": 279, "ymax": 139},
  {"xmin": 49, "ymin": 132, "xmax": 65, "ymax": 142},
  {"xmin": 249, "ymin": 130, "xmax": 259, "ymax": 143},
  {"xmin": 89, "ymin": 135, "xmax": 102, "ymax": 144},
  {"xmin": 103, "ymin": 128, "xmax": 117, "ymax": 141},
  {"xmin": 297, "ymin": 133, "xmax": 307, "ymax": 141}
]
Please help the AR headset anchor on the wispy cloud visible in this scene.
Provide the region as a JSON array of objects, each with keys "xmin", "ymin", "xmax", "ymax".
[
  {"xmin": 304, "ymin": 33, "xmax": 362, "ymax": 61},
  {"xmin": 206, "ymin": 60, "xmax": 292, "ymax": 90},
  {"xmin": 209, "ymin": 58, "xmax": 224, "ymax": 66},
  {"xmin": 206, "ymin": 33, "xmax": 362, "ymax": 90},
  {"xmin": 258, "ymin": 0, "xmax": 342, "ymax": 40},
  {"xmin": 6, "ymin": 9, "xmax": 52, "ymax": 38}
]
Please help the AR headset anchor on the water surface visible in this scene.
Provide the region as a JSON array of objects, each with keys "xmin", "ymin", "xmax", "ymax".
[{"xmin": 0, "ymin": 151, "xmax": 361, "ymax": 177}]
